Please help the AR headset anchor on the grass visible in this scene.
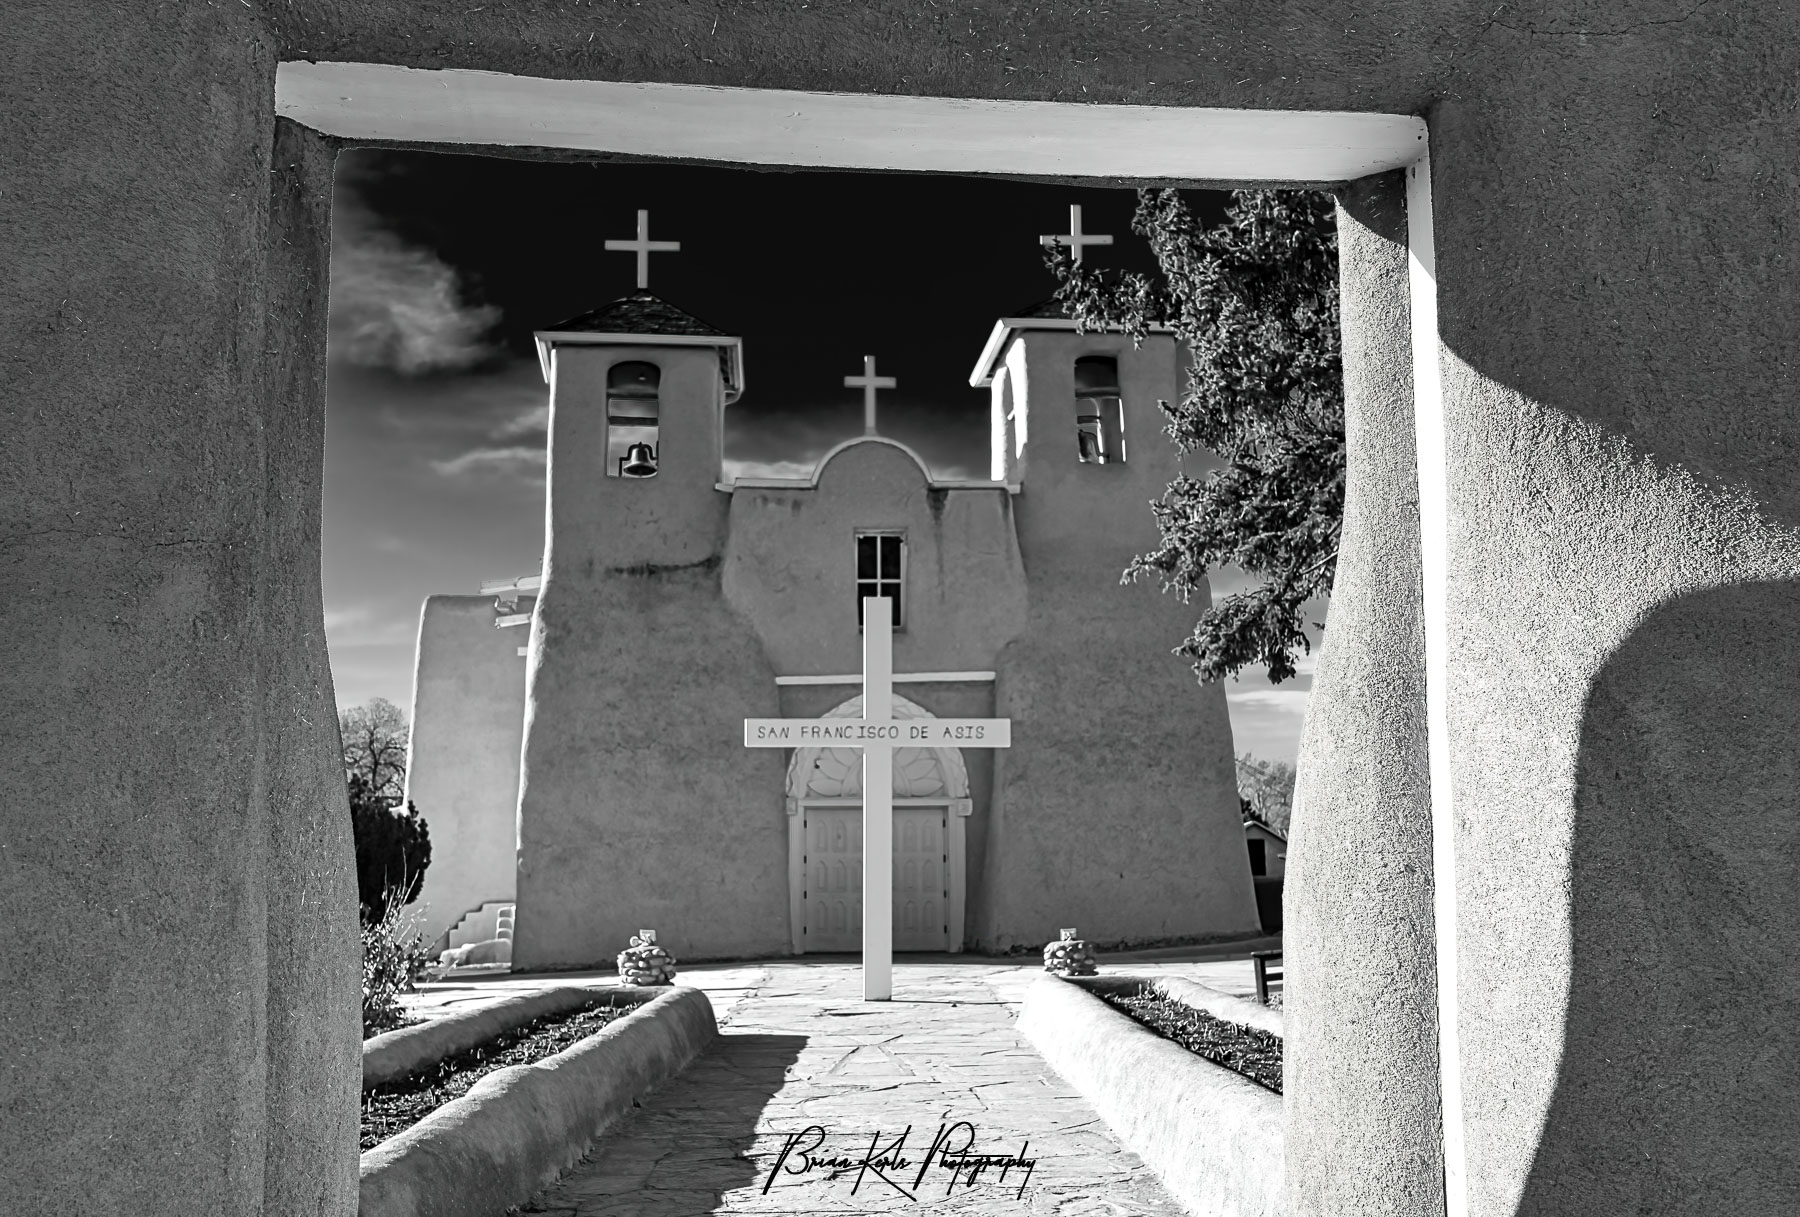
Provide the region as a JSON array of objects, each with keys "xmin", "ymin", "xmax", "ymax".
[
  {"xmin": 361, "ymin": 1000, "xmax": 634, "ymax": 1150},
  {"xmin": 1098, "ymin": 987, "xmax": 1284, "ymax": 1094},
  {"xmin": 362, "ymin": 896, "xmax": 439, "ymax": 1038}
]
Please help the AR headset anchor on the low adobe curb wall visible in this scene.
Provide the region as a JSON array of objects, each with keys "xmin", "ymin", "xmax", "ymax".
[
  {"xmin": 1017, "ymin": 973, "xmax": 1284, "ymax": 1217},
  {"xmin": 359, "ymin": 985, "xmax": 717, "ymax": 1217},
  {"xmin": 1140, "ymin": 974, "xmax": 1285, "ymax": 1039},
  {"xmin": 363, "ymin": 984, "xmax": 659, "ymax": 1088}
]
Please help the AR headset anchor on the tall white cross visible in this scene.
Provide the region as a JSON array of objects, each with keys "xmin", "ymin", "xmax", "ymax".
[
  {"xmin": 744, "ymin": 596, "xmax": 1011, "ymax": 1000},
  {"xmin": 605, "ymin": 209, "xmax": 681, "ymax": 290},
  {"xmin": 844, "ymin": 355, "xmax": 897, "ymax": 437},
  {"xmin": 1039, "ymin": 204, "xmax": 1114, "ymax": 264}
]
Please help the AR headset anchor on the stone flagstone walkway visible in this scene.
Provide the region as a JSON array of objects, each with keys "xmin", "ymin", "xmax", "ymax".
[{"xmin": 514, "ymin": 961, "xmax": 1199, "ymax": 1216}]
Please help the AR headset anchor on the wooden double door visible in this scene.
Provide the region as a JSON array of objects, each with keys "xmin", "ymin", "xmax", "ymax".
[{"xmin": 801, "ymin": 802, "xmax": 950, "ymax": 953}]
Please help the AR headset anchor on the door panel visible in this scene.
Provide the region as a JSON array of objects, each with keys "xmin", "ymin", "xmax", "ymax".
[{"xmin": 803, "ymin": 806, "xmax": 948, "ymax": 952}]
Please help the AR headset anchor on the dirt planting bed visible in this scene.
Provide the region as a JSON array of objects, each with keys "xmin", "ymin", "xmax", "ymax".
[
  {"xmin": 362, "ymin": 1000, "xmax": 631, "ymax": 1149},
  {"xmin": 1098, "ymin": 986, "xmax": 1284, "ymax": 1093}
]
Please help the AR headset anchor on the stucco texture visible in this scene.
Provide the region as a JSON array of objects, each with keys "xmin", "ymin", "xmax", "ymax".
[
  {"xmin": 513, "ymin": 343, "xmax": 787, "ymax": 969},
  {"xmin": 724, "ymin": 441, "xmax": 1028, "ymax": 677},
  {"xmin": 1, "ymin": 6, "xmax": 359, "ymax": 1215},
  {"xmin": 983, "ymin": 330, "xmax": 1258, "ymax": 950},
  {"xmin": 1285, "ymin": 172, "xmax": 1441, "ymax": 1217},
  {"xmin": 403, "ymin": 596, "xmax": 528, "ymax": 947},
  {"xmin": 11, "ymin": 1, "xmax": 1800, "ymax": 1214}
]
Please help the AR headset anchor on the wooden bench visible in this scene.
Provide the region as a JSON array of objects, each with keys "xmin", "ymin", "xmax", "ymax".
[{"xmin": 1251, "ymin": 949, "xmax": 1284, "ymax": 1005}]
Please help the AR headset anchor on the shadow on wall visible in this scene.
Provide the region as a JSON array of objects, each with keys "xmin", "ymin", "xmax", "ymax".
[{"xmin": 1517, "ymin": 580, "xmax": 1800, "ymax": 1214}]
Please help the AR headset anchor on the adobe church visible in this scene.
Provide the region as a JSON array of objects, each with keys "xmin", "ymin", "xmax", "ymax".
[{"xmin": 403, "ymin": 218, "xmax": 1259, "ymax": 967}]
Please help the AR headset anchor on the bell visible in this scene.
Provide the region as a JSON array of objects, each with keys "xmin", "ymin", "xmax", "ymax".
[{"xmin": 620, "ymin": 442, "xmax": 658, "ymax": 478}]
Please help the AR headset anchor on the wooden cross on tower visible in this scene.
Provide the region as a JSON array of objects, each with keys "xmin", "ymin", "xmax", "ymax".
[
  {"xmin": 744, "ymin": 597, "xmax": 1011, "ymax": 1000},
  {"xmin": 1039, "ymin": 204, "xmax": 1114, "ymax": 264},
  {"xmin": 844, "ymin": 355, "xmax": 897, "ymax": 437},
  {"xmin": 605, "ymin": 209, "xmax": 681, "ymax": 289}
]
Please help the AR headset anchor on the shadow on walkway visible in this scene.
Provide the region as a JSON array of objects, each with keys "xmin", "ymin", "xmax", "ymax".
[{"xmin": 520, "ymin": 1031, "xmax": 808, "ymax": 1216}]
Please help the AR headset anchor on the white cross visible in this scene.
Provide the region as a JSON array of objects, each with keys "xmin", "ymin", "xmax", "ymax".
[
  {"xmin": 604, "ymin": 209, "xmax": 681, "ymax": 290},
  {"xmin": 1039, "ymin": 204, "xmax": 1114, "ymax": 264},
  {"xmin": 844, "ymin": 355, "xmax": 897, "ymax": 437},
  {"xmin": 745, "ymin": 596, "xmax": 1011, "ymax": 1000}
]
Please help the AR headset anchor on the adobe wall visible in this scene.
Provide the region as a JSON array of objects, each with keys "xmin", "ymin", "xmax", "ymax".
[
  {"xmin": 727, "ymin": 442, "xmax": 1026, "ymax": 952},
  {"xmin": 402, "ymin": 596, "xmax": 527, "ymax": 948},
  {"xmin": 512, "ymin": 342, "xmax": 787, "ymax": 968},
  {"xmin": 723, "ymin": 441, "xmax": 1028, "ymax": 677},
  {"xmin": 1286, "ymin": 172, "xmax": 1442, "ymax": 1217},
  {"xmin": 12, "ymin": 2, "xmax": 1800, "ymax": 1214},
  {"xmin": 982, "ymin": 329, "xmax": 1259, "ymax": 950},
  {"xmin": 1, "ymin": 6, "xmax": 360, "ymax": 1215}
]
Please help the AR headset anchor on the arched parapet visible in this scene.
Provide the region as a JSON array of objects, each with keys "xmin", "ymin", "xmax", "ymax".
[{"xmin": 809, "ymin": 435, "xmax": 935, "ymax": 490}]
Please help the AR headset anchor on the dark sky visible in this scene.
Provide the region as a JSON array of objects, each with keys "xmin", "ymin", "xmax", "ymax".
[{"xmin": 323, "ymin": 149, "xmax": 1311, "ymax": 762}]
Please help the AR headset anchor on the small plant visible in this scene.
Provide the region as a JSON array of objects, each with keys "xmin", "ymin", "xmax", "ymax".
[{"xmin": 361, "ymin": 891, "xmax": 439, "ymax": 1038}]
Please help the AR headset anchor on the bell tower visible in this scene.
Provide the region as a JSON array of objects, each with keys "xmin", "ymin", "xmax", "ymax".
[
  {"xmin": 514, "ymin": 215, "xmax": 783, "ymax": 972},
  {"xmin": 963, "ymin": 275, "xmax": 1260, "ymax": 950},
  {"xmin": 531, "ymin": 292, "xmax": 744, "ymax": 569}
]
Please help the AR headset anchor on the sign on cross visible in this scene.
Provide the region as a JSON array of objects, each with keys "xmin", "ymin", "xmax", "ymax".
[
  {"xmin": 745, "ymin": 596, "xmax": 1011, "ymax": 1000},
  {"xmin": 844, "ymin": 355, "xmax": 897, "ymax": 437},
  {"xmin": 1039, "ymin": 204, "xmax": 1113, "ymax": 264},
  {"xmin": 605, "ymin": 209, "xmax": 681, "ymax": 289}
]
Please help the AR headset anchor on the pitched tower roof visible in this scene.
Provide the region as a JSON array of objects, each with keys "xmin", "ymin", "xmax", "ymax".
[
  {"xmin": 533, "ymin": 291, "xmax": 744, "ymax": 401},
  {"xmin": 542, "ymin": 291, "xmax": 730, "ymax": 338}
]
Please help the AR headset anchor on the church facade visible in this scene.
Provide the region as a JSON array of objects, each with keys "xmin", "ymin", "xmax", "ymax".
[{"xmin": 403, "ymin": 289, "xmax": 1260, "ymax": 967}]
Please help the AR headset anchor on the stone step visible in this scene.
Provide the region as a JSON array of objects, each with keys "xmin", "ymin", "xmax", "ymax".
[{"xmin": 445, "ymin": 900, "xmax": 516, "ymax": 950}]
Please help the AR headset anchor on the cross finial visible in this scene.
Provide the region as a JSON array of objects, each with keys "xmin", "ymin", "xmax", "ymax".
[
  {"xmin": 1039, "ymin": 204, "xmax": 1113, "ymax": 264},
  {"xmin": 604, "ymin": 209, "xmax": 681, "ymax": 290},
  {"xmin": 844, "ymin": 355, "xmax": 897, "ymax": 437}
]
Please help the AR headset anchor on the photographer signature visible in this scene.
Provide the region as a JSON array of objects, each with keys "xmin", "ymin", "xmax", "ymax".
[{"xmin": 761, "ymin": 1121, "xmax": 1038, "ymax": 1201}]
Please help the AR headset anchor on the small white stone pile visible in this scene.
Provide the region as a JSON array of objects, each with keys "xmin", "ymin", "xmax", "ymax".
[
  {"xmin": 616, "ymin": 929, "xmax": 678, "ymax": 986},
  {"xmin": 1042, "ymin": 927, "xmax": 1098, "ymax": 977}
]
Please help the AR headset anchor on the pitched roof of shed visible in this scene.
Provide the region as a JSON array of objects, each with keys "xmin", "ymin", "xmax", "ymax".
[
  {"xmin": 542, "ymin": 292, "xmax": 731, "ymax": 338},
  {"xmin": 1242, "ymin": 813, "xmax": 1289, "ymax": 842}
]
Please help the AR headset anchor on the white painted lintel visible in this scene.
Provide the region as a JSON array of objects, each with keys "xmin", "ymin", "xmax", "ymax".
[
  {"xmin": 1407, "ymin": 147, "xmax": 1469, "ymax": 1217},
  {"xmin": 276, "ymin": 63, "xmax": 1426, "ymax": 185},
  {"xmin": 775, "ymin": 671, "xmax": 995, "ymax": 686}
]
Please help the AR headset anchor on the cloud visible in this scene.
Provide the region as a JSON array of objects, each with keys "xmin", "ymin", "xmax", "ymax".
[
  {"xmin": 323, "ymin": 605, "xmax": 371, "ymax": 632},
  {"xmin": 324, "ymin": 603, "xmax": 418, "ymax": 649},
  {"xmin": 493, "ymin": 403, "xmax": 549, "ymax": 439},
  {"xmin": 1225, "ymin": 689, "xmax": 1313, "ymax": 711},
  {"xmin": 1223, "ymin": 686, "xmax": 1312, "ymax": 768},
  {"xmin": 431, "ymin": 445, "xmax": 549, "ymax": 481},
  {"xmin": 328, "ymin": 183, "xmax": 500, "ymax": 375},
  {"xmin": 723, "ymin": 458, "xmax": 819, "ymax": 481}
]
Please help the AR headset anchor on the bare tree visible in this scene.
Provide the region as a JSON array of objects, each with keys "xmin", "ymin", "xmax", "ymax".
[
  {"xmin": 1236, "ymin": 752, "xmax": 1297, "ymax": 835},
  {"xmin": 340, "ymin": 698, "xmax": 409, "ymax": 803}
]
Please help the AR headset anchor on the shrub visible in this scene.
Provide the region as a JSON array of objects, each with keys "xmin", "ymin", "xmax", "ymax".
[
  {"xmin": 361, "ymin": 893, "xmax": 438, "ymax": 1038},
  {"xmin": 349, "ymin": 775, "xmax": 432, "ymax": 925}
]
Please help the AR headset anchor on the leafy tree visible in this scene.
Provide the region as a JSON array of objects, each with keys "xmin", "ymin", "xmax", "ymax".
[
  {"xmin": 340, "ymin": 697, "xmax": 410, "ymax": 802},
  {"xmin": 1236, "ymin": 753, "xmax": 1297, "ymax": 835},
  {"xmin": 1046, "ymin": 188, "xmax": 1343, "ymax": 684},
  {"xmin": 349, "ymin": 774, "xmax": 432, "ymax": 925}
]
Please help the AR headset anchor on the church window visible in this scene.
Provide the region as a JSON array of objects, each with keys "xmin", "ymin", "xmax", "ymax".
[
  {"xmin": 606, "ymin": 360, "xmax": 661, "ymax": 478},
  {"xmin": 1247, "ymin": 837, "xmax": 1268, "ymax": 877},
  {"xmin": 1073, "ymin": 355, "xmax": 1126, "ymax": 465},
  {"xmin": 855, "ymin": 532, "xmax": 905, "ymax": 630}
]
